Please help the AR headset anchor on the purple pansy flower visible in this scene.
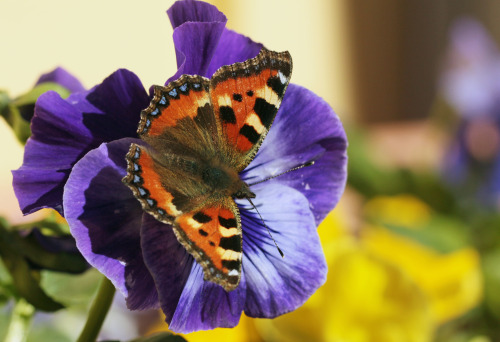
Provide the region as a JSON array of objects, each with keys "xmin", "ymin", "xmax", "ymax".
[
  {"xmin": 13, "ymin": 0, "xmax": 347, "ymax": 333},
  {"xmin": 440, "ymin": 18, "xmax": 500, "ymax": 206}
]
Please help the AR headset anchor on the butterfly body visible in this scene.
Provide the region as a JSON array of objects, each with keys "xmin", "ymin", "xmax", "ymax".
[{"xmin": 123, "ymin": 49, "xmax": 292, "ymax": 291}]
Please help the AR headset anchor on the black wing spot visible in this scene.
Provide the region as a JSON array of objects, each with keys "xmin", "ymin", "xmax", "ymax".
[
  {"xmin": 193, "ymin": 212, "xmax": 212, "ymax": 224},
  {"xmin": 254, "ymin": 98, "xmax": 277, "ymax": 128},
  {"xmin": 222, "ymin": 260, "xmax": 240, "ymax": 271},
  {"xmin": 220, "ymin": 106, "xmax": 237, "ymax": 124},
  {"xmin": 219, "ymin": 235, "xmax": 241, "ymax": 252},
  {"xmin": 239, "ymin": 124, "xmax": 260, "ymax": 144},
  {"xmin": 267, "ymin": 76, "xmax": 286, "ymax": 98},
  {"xmin": 219, "ymin": 216, "xmax": 237, "ymax": 229},
  {"xmin": 198, "ymin": 229, "xmax": 209, "ymax": 237},
  {"xmin": 246, "ymin": 90, "xmax": 254, "ymax": 97},
  {"xmin": 233, "ymin": 93, "xmax": 243, "ymax": 102}
]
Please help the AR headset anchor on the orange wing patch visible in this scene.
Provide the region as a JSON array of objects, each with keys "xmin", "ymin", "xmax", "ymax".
[
  {"xmin": 174, "ymin": 202, "xmax": 242, "ymax": 291},
  {"xmin": 210, "ymin": 49, "xmax": 292, "ymax": 169},
  {"xmin": 138, "ymin": 75, "xmax": 211, "ymax": 137},
  {"xmin": 123, "ymin": 144, "xmax": 183, "ymax": 223}
]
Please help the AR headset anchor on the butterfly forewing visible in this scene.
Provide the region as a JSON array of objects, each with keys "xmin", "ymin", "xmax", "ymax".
[
  {"xmin": 210, "ymin": 49, "xmax": 292, "ymax": 171},
  {"xmin": 138, "ymin": 75, "xmax": 219, "ymax": 161},
  {"xmin": 123, "ymin": 144, "xmax": 215, "ymax": 222}
]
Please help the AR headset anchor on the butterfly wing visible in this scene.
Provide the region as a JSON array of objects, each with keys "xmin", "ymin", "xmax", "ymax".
[
  {"xmin": 123, "ymin": 145, "xmax": 242, "ymax": 291},
  {"xmin": 138, "ymin": 75, "xmax": 219, "ymax": 163},
  {"xmin": 210, "ymin": 49, "xmax": 292, "ymax": 171},
  {"xmin": 174, "ymin": 198, "xmax": 242, "ymax": 291},
  {"xmin": 124, "ymin": 75, "xmax": 220, "ymax": 221},
  {"xmin": 123, "ymin": 143, "xmax": 210, "ymax": 222}
]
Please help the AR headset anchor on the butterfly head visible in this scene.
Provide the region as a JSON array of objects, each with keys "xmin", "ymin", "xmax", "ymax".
[{"xmin": 233, "ymin": 182, "xmax": 256, "ymax": 200}]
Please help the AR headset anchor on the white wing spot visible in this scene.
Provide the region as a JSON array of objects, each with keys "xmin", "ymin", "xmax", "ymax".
[{"xmin": 278, "ymin": 71, "xmax": 288, "ymax": 84}]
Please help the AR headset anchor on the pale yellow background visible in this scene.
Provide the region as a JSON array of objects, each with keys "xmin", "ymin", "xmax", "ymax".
[{"xmin": 0, "ymin": 0, "xmax": 350, "ymax": 223}]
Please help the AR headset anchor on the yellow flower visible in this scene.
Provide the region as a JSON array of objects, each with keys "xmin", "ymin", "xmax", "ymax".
[
  {"xmin": 149, "ymin": 196, "xmax": 483, "ymax": 342},
  {"xmin": 255, "ymin": 209, "xmax": 435, "ymax": 342},
  {"xmin": 362, "ymin": 225, "xmax": 482, "ymax": 324},
  {"xmin": 363, "ymin": 194, "xmax": 431, "ymax": 229}
]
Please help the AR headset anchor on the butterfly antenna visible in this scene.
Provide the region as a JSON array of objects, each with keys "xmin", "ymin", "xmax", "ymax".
[
  {"xmin": 249, "ymin": 161, "xmax": 315, "ymax": 186},
  {"xmin": 246, "ymin": 198, "xmax": 284, "ymax": 258}
]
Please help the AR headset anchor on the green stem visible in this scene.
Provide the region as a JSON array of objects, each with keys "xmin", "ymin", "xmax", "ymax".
[
  {"xmin": 4, "ymin": 298, "xmax": 35, "ymax": 342},
  {"xmin": 77, "ymin": 277, "xmax": 116, "ymax": 342}
]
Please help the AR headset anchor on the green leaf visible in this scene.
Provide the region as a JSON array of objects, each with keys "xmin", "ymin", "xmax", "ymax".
[
  {"xmin": 0, "ymin": 224, "xmax": 64, "ymax": 312},
  {"xmin": 0, "ymin": 258, "xmax": 15, "ymax": 305},
  {"xmin": 19, "ymin": 231, "xmax": 88, "ymax": 274},
  {"xmin": 347, "ymin": 125, "xmax": 457, "ymax": 214},
  {"xmin": 482, "ymin": 249, "xmax": 500, "ymax": 320},
  {"xmin": 12, "ymin": 215, "xmax": 70, "ymax": 235},
  {"xmin": 382, "ymin": 215, "xmax": 470, "ymax": 253},
  {"xmin": 1, "ymin": 82, "xmax": 71, "ymax": 143},
  {"xmin": 40, "ymin": 269, "xmax": 101, "ymax": 308},
  {"xmin": 11, "ymin": 82, "xmax": 70, "ymax": 107},
  {"xmin": 0, "ymin": 91, "xmax": 10, "ymax": 116},
  {"xmin": 1, "ymin": 104, "xmax": 31, "ymax": 143}
]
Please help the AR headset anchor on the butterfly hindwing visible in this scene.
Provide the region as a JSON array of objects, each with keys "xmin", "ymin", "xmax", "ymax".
[
  {"xmin": 124, "ymin": 143, "xmax": 243, "ymax": 291},
  {"xmin": 210, "ymin": 49, "xmax": 292, "ymax": 171},
  {"xmin": 174, "ymin": 199, "xmax": 242, "ymax": 291}
]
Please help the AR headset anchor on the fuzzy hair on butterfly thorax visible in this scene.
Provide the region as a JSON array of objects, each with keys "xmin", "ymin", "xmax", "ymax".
[{"xmin": 122, "ymin": 49, "xmax": 292, "ymax": 291}]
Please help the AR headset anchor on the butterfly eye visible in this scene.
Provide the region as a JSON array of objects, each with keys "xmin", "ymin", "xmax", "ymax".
[
  {"xmin": 234, "ymin": 191, "xmax": 245, "ymax": 199},
  {"xmin": 233, "ymin": 188, "xmax": 256, "ymax": 199}
]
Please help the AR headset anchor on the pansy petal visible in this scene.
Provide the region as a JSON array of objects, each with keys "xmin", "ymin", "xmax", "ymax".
[
  {"xmin": 169, "ymin": 262, "xmax": 246, "ymax": 333},
  {"xmin": 166, "ymin": 0, "xmax": 262, "ymax": 82},
  {"xmin": 64, "ymin": 138, "xmax": 158, "ymax": 310},
  {"xmin": 140, "ymin": 212, "xmax": 246, "ymax": 333},
  {"xmin": 13, "ymin": 92, "xmax": 95, "ymax": 215},
  {"xmin": 79, "ymin": 69, "xmax": 149, "ymax": 142},
  {"xmin": 205, "ymin": 28, "xmax": 263, "ymax": 77},
  {"xmin": 239, "ymin": 183, "xmax": 327, "ymax": 318},
  {"xmin": 140, "ymin": 214, "xmax": 193, "ymax": 323},
  {"xmin": 36, "ymin": 67, "xmax": 85, "ymax": 93},
  {"xmin": 13, "ymin": 69, "xmax": 149, "ymax": 215},
  {"xmin": 242, "ymin": 84, "xmax": 348, "ymax": 224},
  {"xmin": 167, "ymin": 0, "xmax": 227, "ymax": 81}
]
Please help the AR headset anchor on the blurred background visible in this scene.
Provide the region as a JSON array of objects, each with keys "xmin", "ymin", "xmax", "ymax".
[{"xmin": 2, "ymin": 0, "xmax": 500, "ymax": 341}]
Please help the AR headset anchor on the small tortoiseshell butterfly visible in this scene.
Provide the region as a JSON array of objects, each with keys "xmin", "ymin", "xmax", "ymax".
[{"xmin": 123, "ymin": 49, "xmax": 292, "ymax": 291}]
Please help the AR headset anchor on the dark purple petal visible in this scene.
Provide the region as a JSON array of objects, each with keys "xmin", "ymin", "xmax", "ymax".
[
  {"xmin": 140, "ymin": 214, "xmax": 193, "ymax": 323},
  {"xmin": 13, "ymin": 69, "xmax": 149, "ymax": 215},
  {"xmin": 64, "ymin": 138, "xmax": 159, "ymax": 310},
  {"xmin": 166, "ymin": 0, "xmax": 262, "ymax": 82},
  {"xmin": 13, "ymin": 92, "xmax": 94, "ymax": 215},
  {"xmin": 241, "ymin": 84, "xmax": 348, "ymax": 224},
  {"xmin": 168, "ymin": 0, "xmax": 226, "ymax": 29},
  {"xmin": 168, "ymin": 263, "xmax": 246, "ymax": 333},
  {"xmin": 36, "ymin": 67, "xmax": 85, "ymax": 93},
  {"xmin": 167, "ymin": 0, "xmax": 226, "ymax": 82},
  {"xmin": 238, "ymin": 183, "xmax": 326, "ymax": 318},
  {"xmin": 140, "ymin": 212, "xmax": 246, "ymax": 333},
  {"xmin": 205, "ymin": 28, "xmax": 263, "ymax": 77}
]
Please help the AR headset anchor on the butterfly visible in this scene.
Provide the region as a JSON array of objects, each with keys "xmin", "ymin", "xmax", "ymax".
[{"xmin": 122, "ymin": 49, "xmax": 292, "ymax": 291}]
